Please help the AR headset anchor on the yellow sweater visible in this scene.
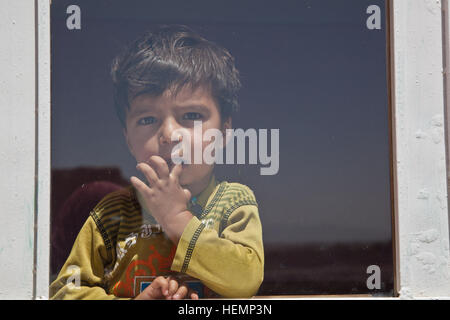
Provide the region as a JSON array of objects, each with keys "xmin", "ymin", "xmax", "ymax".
[{"xmin": 50, "ymin": 176, "xmax": 264, "ymax": 299}]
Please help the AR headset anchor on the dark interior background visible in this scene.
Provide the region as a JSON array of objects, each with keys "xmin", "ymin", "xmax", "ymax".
[{"xmin": 50, "ymin": 0, "xmax": 394, "ymax": 295}]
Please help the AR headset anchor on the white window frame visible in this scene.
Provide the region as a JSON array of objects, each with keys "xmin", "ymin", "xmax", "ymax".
[
  {"xmin": 391, "ymin": 0, "xmax": 450, "ymax": 298},
  {"xmin": 0, "ymin": 0, "xmax": 449, "ymax": 299}
]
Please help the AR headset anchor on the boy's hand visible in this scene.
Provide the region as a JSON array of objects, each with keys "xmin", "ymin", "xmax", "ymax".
[
  {"xmin": 134, "ymin": 276, "xmax": 199, "ymax": 300},
  {"xmin": 131, "ymin": 155, "xmax": 193, "ymax": 243}
]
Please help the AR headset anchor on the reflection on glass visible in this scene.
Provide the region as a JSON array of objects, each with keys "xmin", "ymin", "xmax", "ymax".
[{"xmin": 50, "ymin": 0, "xmax": 393, "ymax": 297}]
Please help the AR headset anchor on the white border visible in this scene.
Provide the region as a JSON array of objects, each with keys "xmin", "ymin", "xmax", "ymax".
[{"xmin": 393, "ymin": 0, "xmax": 450, "ymax": 297}]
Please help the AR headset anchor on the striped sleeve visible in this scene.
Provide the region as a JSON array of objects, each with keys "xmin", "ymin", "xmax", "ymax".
[
  {"xmin": 50, "ymin": 187, "xmax": 139, "ymax": 300},
  {"xmin": 171, "ymin": 183, "xmax": 264, "ymax": 298}
]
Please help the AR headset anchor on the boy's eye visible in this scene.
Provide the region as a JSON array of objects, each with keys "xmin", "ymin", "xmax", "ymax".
[
  {"xmin": 137, "ymin": 116, "xmax": 157, "ymax": 126},
  {"xmin": 183, "ymin": 112, "xmax": 203, "ymax": 120}
]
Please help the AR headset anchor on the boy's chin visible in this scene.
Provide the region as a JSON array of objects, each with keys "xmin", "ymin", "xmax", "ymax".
[
  {"xmin": 178, "ymin": 172, "xmax": 193, "ymax": 187},
  {"xmin": 178, "ymin": 165, "xmax": 213, "ymax": 190}
]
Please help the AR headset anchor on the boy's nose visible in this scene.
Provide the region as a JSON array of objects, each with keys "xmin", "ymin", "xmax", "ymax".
[{"xmin": 158, "ymin": 117, "xmax": 178, "ymax": 145}]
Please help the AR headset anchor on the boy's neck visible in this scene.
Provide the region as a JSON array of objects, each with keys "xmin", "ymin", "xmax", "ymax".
[{"xmin": 183, "ymin": 173, "xmax": 215, "ymax": 199}]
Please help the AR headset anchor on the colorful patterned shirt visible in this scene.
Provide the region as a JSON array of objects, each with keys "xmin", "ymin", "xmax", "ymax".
[{"xmin": 50, "ymin": 176, "xmax": 264, "ymax": 299}]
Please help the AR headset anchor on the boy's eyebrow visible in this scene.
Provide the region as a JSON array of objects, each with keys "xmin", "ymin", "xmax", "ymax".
[
  {"xmin": 127, "ymin": 100, "xmax": 213, "ymax": 117},
  {"xmin": 127, "ymin": 106, "xmax": 154, "ymax": 117},
  {"xmin": 174, "ymin": 103, "xmax": 211, "ymax": 111}
]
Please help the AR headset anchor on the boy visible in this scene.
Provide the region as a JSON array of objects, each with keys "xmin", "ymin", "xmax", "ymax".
[{"xmin": 50, "ymin": 25, "xmax": 264, "ymax": 299}]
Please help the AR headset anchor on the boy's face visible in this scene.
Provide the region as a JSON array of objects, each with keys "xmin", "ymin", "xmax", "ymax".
[{"xmin": 124, "ymin": 85, "xmax": 230, "ymax": 195}]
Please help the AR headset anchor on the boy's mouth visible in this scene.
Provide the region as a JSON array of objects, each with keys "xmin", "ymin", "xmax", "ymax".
[
  {"xmin": 163, "ymin": 157, "xmax": 174, "ymax": 169},
  {"xmin": 163, "ymin": 157, "xmax": 185, "ymax": 171}
]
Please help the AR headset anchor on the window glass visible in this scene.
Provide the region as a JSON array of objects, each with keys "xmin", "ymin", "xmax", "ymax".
[{"xmin": 50, "ymin": 0, "xmax": 394, "ymax": 296}]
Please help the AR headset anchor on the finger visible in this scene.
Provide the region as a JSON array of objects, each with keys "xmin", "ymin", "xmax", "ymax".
[
  {"xmin": 151, "ymin": 276, "xmax": 169, "ymax": 297},
  {"xmin": 136, "ymin": 162, "xmax": 158, "ymax": 186},
  {"xmin": 189, "ymin": 290, "xmax": 199, "ymax": 300},
  {"xmin": 167, "ymin": 277, "xmax": 179, "ymax": 298},
  {"xmin": 148, "ymin": 156, "xmax": 170, "ymax": 179},
  {"xmin": 172, "ymin": 284, "xmax": 188, "ymax": 300},
  {"xmin": 170, "ymin": 163, "xmax": 183, "ymax": 179},
  {"xmin": 130, "ymin": 176, "xmax": 151, "ymax": 195},
  {"xmin": 183, "ymin": 188, "xmax": 191, "ymax": 201}
]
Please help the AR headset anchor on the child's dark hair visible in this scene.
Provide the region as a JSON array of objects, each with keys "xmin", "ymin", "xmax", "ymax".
[{"xmin": 111, "ymin": 24, "xmax": 241, "ymax": 127}]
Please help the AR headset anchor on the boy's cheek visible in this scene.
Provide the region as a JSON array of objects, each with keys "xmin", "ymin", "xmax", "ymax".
[
  {"xmin": 178, "ymin": 164, "xmax": 193, "ymax": 183},
  {"xmin": 177, "ymin": 164, "xmax": 209, "ymax": 185},
  {"xmin": 135, "ymin": 147, "xmax": 160, "ymax": 164}
]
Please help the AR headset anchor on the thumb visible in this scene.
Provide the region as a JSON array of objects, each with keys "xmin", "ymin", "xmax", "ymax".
[{"xmin": 183, "ymin": 188, "xmax": 191, "ymax": 201}]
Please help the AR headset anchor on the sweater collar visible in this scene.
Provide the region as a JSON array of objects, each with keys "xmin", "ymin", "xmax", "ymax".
[{"xmin": 191, "ymin": 175, "xmax": 217, "ymax": 209}]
